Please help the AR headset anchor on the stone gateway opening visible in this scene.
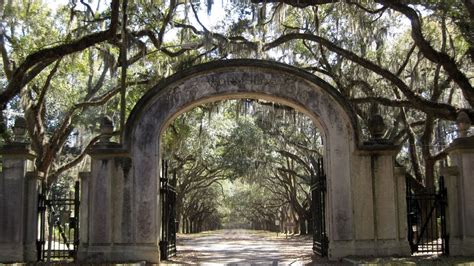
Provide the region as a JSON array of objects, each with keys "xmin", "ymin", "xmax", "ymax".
[
  {"xmin": 158, "ymin": 97, "xmax": 327, "ymax": 262},
  {"xmin": 74, "ymin": 59, "xmax": 410, "ymax": 262}
]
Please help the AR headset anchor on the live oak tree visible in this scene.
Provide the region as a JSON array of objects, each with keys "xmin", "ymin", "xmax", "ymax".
[
  {"xmin": 205, "ymin": 0, "xmax": 473, "ymax": 190},
  {"xmin": 162, "ymin": 104, "xmax": 232, "ymax": 233},
  {"xmin": 224, "ymin": 181, "xmax": 282, "ymax": 231},
  {"xmin": 1, "ymin": 0, "xmax": 472, "ymax": 194},
  {"xmin": 0, "ymin": 0, "xmax": 218, "ymax": 186},
  {"xmin": 163, "ymin": 100, "xmax": 322, "ymax": 233}
]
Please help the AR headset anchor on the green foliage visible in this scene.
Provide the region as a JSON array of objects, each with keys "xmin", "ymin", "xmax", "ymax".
[
  {"xmin": 222, "ymin": 180, "xmax": 280, "ymax": 228},
  {"xmin": 1, "ymin": 0, "xmax": 471, "ymax": 211},
  {"xmin": 163, "ymin": 99, "xmax": 321, "ymax": 231}
]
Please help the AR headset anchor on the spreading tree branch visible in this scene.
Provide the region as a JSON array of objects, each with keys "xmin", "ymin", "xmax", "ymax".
[
  {"xmin": 0, "ymin": 30, "xmax": 12, "ymax": 79},
  {"xmin": 264, "ymin": 33, "xmax": 460, "ymax": 120},
  {"xmin": 250, "ymin": 0, "xmax": 334, "ymax": 8},
  {"xmin": 0, "ymin": 0, "xmax": 120, "ymax": 110},
  {"xmin": 377, "ymin": 1, "xmax": 474, "ymax": 105},
  {"xmin": 48, "ymin": 130, "xmax": 120, "ymax": 184}
]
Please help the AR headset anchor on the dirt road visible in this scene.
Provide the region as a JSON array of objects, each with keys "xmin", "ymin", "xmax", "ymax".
[{"xmin": 162, "ymin": 229, "xmax": 339, "ymax": 265}]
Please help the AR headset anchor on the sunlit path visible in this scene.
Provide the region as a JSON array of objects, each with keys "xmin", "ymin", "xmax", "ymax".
[{"xmin": 162, "ymin": 229, "xmax": 339, "ymax": 265}]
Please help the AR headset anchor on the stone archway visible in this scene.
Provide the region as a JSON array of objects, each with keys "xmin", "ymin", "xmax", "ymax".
[{"xmin": 77, "ymin": 59, "xmax": 410, "ymax": 263}]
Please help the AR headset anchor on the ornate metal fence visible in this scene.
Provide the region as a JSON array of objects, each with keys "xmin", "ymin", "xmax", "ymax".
[
  {"xmin": 406, "ymin": 176, "xmax": 448, "ymax": 255},
  {"xmin": 311, "ymin": 157, "xmax": 328, "ymax": 257},
  {"xmin": 37, "ymin": 181, "xmax": 80, "ymax": 261},
  {"xmin": 160, "ymin": 160, "xmax": 177, "ymax": 260}
]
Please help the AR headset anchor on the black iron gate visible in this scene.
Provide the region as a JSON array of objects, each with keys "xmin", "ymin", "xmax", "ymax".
[
  {"xmin": 406, "ymin": 175, "xmax": 448, "ymax": 255},
  {"xmin": 160, "ymin": 160, "xmax": 177, "ymax": 260},
  {"xmin": 37, "ymin": 181, "xmax": 80, "ymax": 261},
  {"xmin": 311, "ymin": 158, "xmax": 328, "ymax": 257}
]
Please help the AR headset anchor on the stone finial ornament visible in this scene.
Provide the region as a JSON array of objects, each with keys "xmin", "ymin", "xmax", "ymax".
[
  {"xmin": 367, "ymin": 114, "xmax": 386, "ymax": 140},
  {"xmin": 99, "ymin": 116, "xmax": 114, "ymax": 143},
  {"xmin": 13, "ymin": 116, "xmax": 27, "ymax": 142},
  {"xmin": 456, "ymin": 111, "xmax": 471, "ymax": 138}
]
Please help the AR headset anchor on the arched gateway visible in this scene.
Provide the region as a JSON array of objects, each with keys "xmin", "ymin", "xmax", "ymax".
[{"xmin": 78, "ymin": 60, "xmax": 410, "ymax": 262}]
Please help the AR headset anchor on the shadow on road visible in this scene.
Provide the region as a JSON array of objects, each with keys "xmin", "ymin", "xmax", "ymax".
[{"xmin": 161, "ymin": 229, "xmax": 343, "ymax": 265}]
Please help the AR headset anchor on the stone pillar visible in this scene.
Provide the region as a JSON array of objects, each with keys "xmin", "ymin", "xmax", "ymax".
[
  {"xmin": 77, "ymin": 143, "xmax": 149, "ymax": 262},
  {"xmin": 24, "ymin": 171, "xmax": 41, "ymax": 262},
  {"xmin": 444, "ymin": 136, "xmax": 474, "ymax": 255},
  {"xmin": 0, "ymin": 143, "xmax": 37, "ymax": 262},
  {"xmin": 77, "ymin": 118, "xmax": 160, "ymax": 263},
  {"xmin": 441, "ymin": 166, "xmax": 460, "ymax": 255},
  {"xmin": 78, "ymin": 171, "xmax": 90, "ymax": 249},
  {"xmin": 349, "ymin": 144, "xmax": 410, "ymax": 257}
]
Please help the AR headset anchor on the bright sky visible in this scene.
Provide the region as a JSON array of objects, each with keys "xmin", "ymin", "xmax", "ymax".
[
  {"xmin": 48, "ymin": 0, "xmax": 106, "ymax": 12},
  {"xmin": 191, "ymin": 0, "xmax": 227, "ymax": 28},
  {"xmin": 46, "ymin": 0, "xmax": 228, "ymax": 52},
  {"xmin": 47, "ymin": 0, "xmax": 226, "ymax": 28}
]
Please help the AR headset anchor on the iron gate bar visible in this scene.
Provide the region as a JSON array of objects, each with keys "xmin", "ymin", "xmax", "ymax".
[
  {"xmin": 414, "ymin": 195, "xmax": 437, "ymax": 248},
  {"xmin": 311, "ymin": 157, "xmax": 328, "ymax": 257},
  {"xmin": 406, "ymin": 175, "xmax": 448, "ymax": 255},
  {"xmin": 36, "ymin": 187, "xmax": 46, "ymax": 262},
  {"xmin": 37, "ymin": 181, "xmax": 80, "ymax": 261},
  {"xmin": 160, "ymin": 160, "xmax": 177, "ymax": 260},
  {"xmin": 439, "ymin": 176, "xmax": 449, "ymax": 255}
]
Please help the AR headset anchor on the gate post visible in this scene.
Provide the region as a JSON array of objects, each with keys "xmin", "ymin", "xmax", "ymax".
[
  {"xmin": 347, "ymin": 114, "xmax": 410, "ymax": 257},
  {"xmin": 78, "ymin": 171, "xmax": 90, "ymax": 254},
  {"xmin": 77, "ymin": 142, "xmax": 130, "ymax": 262},
  {"xmin": 354, "ymin": 144, "xmax": 411, "ymax": 257},
  {"xmin": 23, "ymin": 171, "xmax": 41, "ymax": 262},
  {"xmin": 0, "ymin": 118, "xmax": 38, "ymax": 263},
  {"xmin": 77, "ymin": 117, "xmax": 160, "ymax": 263},
  {"xmin": 444, "ymin": 135, "xmax": 474, "ymax": 255},
  {"xmin": 346, "ymin": 114, "xmax": 409, "ymax": 257}
]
